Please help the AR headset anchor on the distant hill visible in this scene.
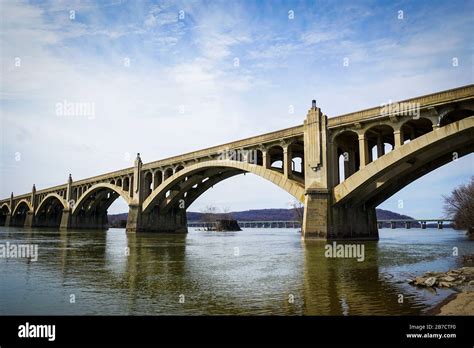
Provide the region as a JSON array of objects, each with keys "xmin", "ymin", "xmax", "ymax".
[
  {"xmin": 375, "ymin": 208, "xmax": 418, "ymax": 221},
  {"xmin": 107, "ymin": 208, "xmax": 419, "ymax": 227},
  {"xmin": 187, "ymin": 208, "xmax": 298, "ymax": 221},
  {"xmin": 375, "ymin": 208, "xmax": 421, "ymax": 227},
  {"xmin": 108, "ymin": 213, "xmax": 128, "ymax": 227}
]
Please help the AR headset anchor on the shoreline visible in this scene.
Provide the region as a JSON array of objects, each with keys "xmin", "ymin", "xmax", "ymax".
[
  {"xmin": 434, "ymin": 290, "xmax": 474, "ymax": 315},
  {"xmin": 425, "ymin": 288, "xmax": 474, "ymax": 316},
  {"xmin": 425, "ymin": 292, "xmax": 459, "ymax": 315},
  {"xmin": 411, "ymin": 266, "xmax": 474, "ymax": 316}
]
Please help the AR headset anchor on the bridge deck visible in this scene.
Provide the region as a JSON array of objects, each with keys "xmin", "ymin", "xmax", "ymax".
[{"xmin": 1, "ymin": 84, "xmax": 473, "ymax": 203}]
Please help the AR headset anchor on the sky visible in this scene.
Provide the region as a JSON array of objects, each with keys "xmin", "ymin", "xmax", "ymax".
[{"xmin": 0, "ymin": 0, "xmax": 473, "ymax": 217}]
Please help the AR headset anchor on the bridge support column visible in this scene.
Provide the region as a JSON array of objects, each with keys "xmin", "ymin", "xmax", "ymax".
[
  {"xmin": 7, "ymin": 193, "xmax": 14, "ymax": 227},
  {"xmin": 4, "ymin": 214, "xmax": 11, "ymax": 227},
  {"xmin": 394, "ymin": 130, "xmax": 402, "ymax": 148},
  {"xmin": 376, "ymin": 135, "xmax": 385, "ymax": 158},
  {"xmin": 23, "ymin": 211, "xmax": 35, "ymax": 228},
  {"xmin": 283, "ymin": 144, "xmax": 292, "ymax": 179},
  {"xmin": 60, "ymin": 209, "xmax": 72, "ymax": 229},
  {"xmin": 126, "ymin": 204, "xmax": 141, "ymax": 233},
  {"xmin": 126, "ymin": 205, "xmax": 188, "ymax": 234},
  {"xmin": 302, "ymin": 189, "xmax": 330, "ymax": 239},
  {"xmin": 302, "ymin": 189, "xmax": 379, "ymax": 240},
  {"xmin": 262, "ymin": 149, "xmax": 271, "ymax": 169},
  {"xmin": 421, "ymin": 221, "xmax": 426, "ymax": 229},
  {"xmin": 358, "ymin": 134, "xmax": 369, "ymax": 168}
]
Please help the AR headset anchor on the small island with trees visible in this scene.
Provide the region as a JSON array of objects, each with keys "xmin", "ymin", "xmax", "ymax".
[{"xmin": 199, "ymin": 205, "xmax": 241, "ymax": 231}]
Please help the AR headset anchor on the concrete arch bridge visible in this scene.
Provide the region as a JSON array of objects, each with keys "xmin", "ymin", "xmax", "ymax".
[{"xmin": 1, "ymin": 85, "xmax": 473, "ymax": 240}]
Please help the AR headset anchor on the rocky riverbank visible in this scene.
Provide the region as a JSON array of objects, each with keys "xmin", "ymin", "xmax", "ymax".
[
  {"xmin": 407, "ymin": 266, "xmax": 474, "ymax": 315},
  {"xmin": 407, "ymin": 267, "xmax": 474, "ymax": 288}
]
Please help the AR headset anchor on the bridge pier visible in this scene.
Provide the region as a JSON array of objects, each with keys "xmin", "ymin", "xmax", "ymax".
[
  {"xmin": 126, "ymin": 205, "xmax": 188, "ymax": 234},
  {"xmin": 302, "ymin": 189, "xmax": 379, "ymax": 240},
  {"xmin": 23, "ymin": 211, "xmax": 35, "ymax": 228},
  {"xmin": 60, "ymin": 209, "xmax": 72, "ymax": 229},
  {"xmin": 302, "ymin": 189, "xmax": 330, "ymax": 239},
  {"xmin": 4, "ymin": 214, "xmax": 11, "ymax": 227},
  {"xmin": 125, "ymin": 204, "xmax": 141, "ymax": 233},
  {"xmin": 301, "ymin": 101, "xmax": 382, "ymax": 241}
]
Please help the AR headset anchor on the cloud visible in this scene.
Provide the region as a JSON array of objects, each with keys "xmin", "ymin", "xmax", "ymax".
[
  {"xmin": 144, "ymin": 4, "xmax": 179, "ymax": 28},
  {"xmin": 0, "ymin": 0, "xmax": 472, "ymax": 217}
]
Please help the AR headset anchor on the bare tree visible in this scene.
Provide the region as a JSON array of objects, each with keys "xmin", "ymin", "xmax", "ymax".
[
  {"xmin": 200, "ymin": 205, "xmax": 217, "ymax": 230},
  {"xmin": 221, "ymin": 206, "xmax": 233, "ymax": 220},
  {"xmin": 443, "ymin": 176, "xmax": 474, "ymax": 233},
  {"xmin": 290, "ymin": 200, "xmax": 304, "ymax": 225}
]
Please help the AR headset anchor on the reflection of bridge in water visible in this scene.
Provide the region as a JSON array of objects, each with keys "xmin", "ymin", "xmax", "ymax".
[
  {"xmin": 0, "ymin": 228, "xmax": 428, "ymax": 315},
  {"xmin": 1, "ymin": 85, "xmax": 473, "ymax": 240}
]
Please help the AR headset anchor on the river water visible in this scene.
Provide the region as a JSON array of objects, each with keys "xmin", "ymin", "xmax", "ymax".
[{"xmin": 0, "ymin": 226, "xmax": 472, "ymax": 315}]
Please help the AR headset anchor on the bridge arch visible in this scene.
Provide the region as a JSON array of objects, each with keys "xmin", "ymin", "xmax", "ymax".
[
  {"xmin": 268, "ymin": 145, "xmax": 284, "ymax": 170},
  {"xmin": 12, "ymin": 199, "xmax": 32, "ymax": 216},
  {"xmin": 35, "ymin": 193, "xmax": 68, "ymax": 228},
  {"xmin": 334, "ymin": 130, "xmax": 360, "ymax": 183},
  {"xmin": 142, "ymin": 160, "xmax": 305, "ymax": 214},
  {"xmin": 364, "ymin": 124, "xmax": 394, "ymax": 163},
  {"xmin": 35, "ymin": 193, "xmax": 68, "ymax": 215},
  {"xmin": 70, "ymin": 183, "xmax": 131, "ymax": 229},
  {"xmin": 0, "ymin": 203, "xmax": 10, "ymax": 226},
  {"xmin": 11, "ymin": 199, "xmax": 33, "ymax": 227},
  {"xmin": 144, "ymin": 171, "xmax": 153, "ymax": 198},
  {"xmin": 0, "ymin": 203, "xmax": 10, "ymax": 214},
  {"xmin": 72, "ymin": 183, "xmax": 131, "ymax": 215},
  {"xmin": 400, "ymin": 117, "xmax": 433, "ymax": 144},
  {"xmin": 333, "ymin": 116, "xmax": 474, "ymax": 208}
]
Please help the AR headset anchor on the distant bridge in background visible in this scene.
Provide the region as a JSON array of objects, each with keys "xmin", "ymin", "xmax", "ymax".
[
  {"xmin": 377, "ymin": 219, "xmax": 454, "ymax": 229},
  {"xmin": 188, "ymin": 219, "xmax": 454, "ymax": 229}
]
